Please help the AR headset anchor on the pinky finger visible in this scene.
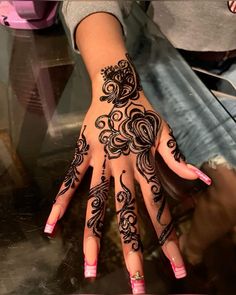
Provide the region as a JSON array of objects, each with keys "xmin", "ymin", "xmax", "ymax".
[{"xmin": 136, "ymin": 161, "xmax": 187, "ymax": 279}]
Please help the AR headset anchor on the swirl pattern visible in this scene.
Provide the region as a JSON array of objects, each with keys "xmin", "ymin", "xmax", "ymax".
[
  {"xmin": 96, "ymin": 55, "xmax": 178, "ymax": 246},
  {"xmin": 100, "ymin": 54, "xmax": 142, "ymax": 107},
  {"xmin": 167, "ymin": 127, "xmax": 185, "ymax": 162},
  {"xmin": 57, "ymin": 125, "xmax": 89, "ymax": 197},
  {"xmin": 96, "ymin": 102, "xmax": 161, "ymax": 160},
  {"xmin": 87, "ymin": 178, "xmax": 109, "ymax": 238},
  {"xmin": 116, "ymin": 171, "xmax": 142, "ymax": 251}
]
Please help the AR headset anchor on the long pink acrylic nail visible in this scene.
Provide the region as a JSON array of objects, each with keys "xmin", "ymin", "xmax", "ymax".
[
  {"xmin": 170, "ymin": 262, "xmax": 187, "ymax": 279},
  {"xmin": 190, "ymin": 167, "xmax": 212, "ymax": 185},
  {"xmin": 84, "ymin": 258, "xmax": 97, "ymax": 278},
  {"xmin": 130, "ymin": 272, "xmax": 146, "ymax": 294},
  {"xmin": 44, "ymin": 222, "xmax": 56, "ymax": 234}
]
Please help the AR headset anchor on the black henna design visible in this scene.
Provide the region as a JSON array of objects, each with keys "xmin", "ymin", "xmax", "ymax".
[
  {"xmin": 116, "ymin": 170, "xmax": 142, "ymax": 252},
  {"xmin": 167, "ymin": 127, "xmax": 185, "ymax": 162},
  {"xmin": 97, "ymin": 56, "xmax": 174, "ymax": 247},
  {"xmin": 100, "ymin": 54, "xmax": 142, "ymax": 107},
  {"xmin": 57, "ymin": 125, "xmax": 89, "ymax": 197},
  {"xmin": 145, "ymin": 159, "xmax": 173, "ymax": 243},
  {"xmin": 156, "ymin": 192, "xmax": 166, "ymax": 222},
  {"xmin": 158, "ymin": 220, "xmax": 174, "ymax": 246},
  {"xmin": 87, "ymin": 177, "xmax": 109, "ymax": 238},
  {"xmin": 96, "ymin": 102, "xmax": 161, "ymax": 160},
  {"xmin": 96, "ymin": 102, "xmax": 166, "ymax": 229},
  {"xmin": 102, "ymin": 154, "xmax": 107, "ymax": 175}
]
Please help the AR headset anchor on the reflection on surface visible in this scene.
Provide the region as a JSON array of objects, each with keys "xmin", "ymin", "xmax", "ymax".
[{"xmin": 0, "ymin": 4, "xmax": 235, "ymax": 295}]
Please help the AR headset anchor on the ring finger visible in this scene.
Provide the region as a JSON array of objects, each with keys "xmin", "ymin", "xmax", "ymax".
[
  {"xmin": 136, "ymin": 152, "xmax": 187, "ymax": 279},
  {"xmin": 114, "ymin": 167, "xmax": 145, "ymax": 294}
]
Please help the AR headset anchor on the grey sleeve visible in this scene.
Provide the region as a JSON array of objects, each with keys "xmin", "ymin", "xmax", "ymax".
[{"xmin": 61, "ymin": 0, "xmax": 131, "ymax": 53}]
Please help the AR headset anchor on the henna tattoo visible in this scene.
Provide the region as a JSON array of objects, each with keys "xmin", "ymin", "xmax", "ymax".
[
  {"xmin": 116, "ymin": 170, "xmax": 142, "ymax": 252},
  {"xmin": 153, "ymin": 192, "xmax": 173, "ymax": 244},
  {"xmin": 100, "ymin": 54, "xmax": 142, "ymax": 107},
  {"xmin": 87, "ymin": 177, "xmax": 109, "ymax": 238},
  {"xmin": 96, "ymin": 102, "xmax": 165, "ymax": 228},
  {"xmin": 158, "ymin": 220, "xmax": 174, "ymax": 246},
  {"xmin": 97, "ymin": 56, "xmax": 174, "ymax": 246},
  {"xmin": 96, "ymin": 102, "xmax": 161, "ymax": 161},
  {"xmin": 57, "ymin": 125, "xmax": 89, "ymax": 197},
  {"xmin": 102, "ymin": 154, "xmax": 107, "ymax": 176},
  {"xmin": 167, "ymin": 127, "xmax": 185, "ymax": 162}
]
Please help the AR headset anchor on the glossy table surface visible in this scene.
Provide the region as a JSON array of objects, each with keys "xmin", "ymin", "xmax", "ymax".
[{"xmin": 0, "ymin": 4, "xmax": 235, "ymax": 295}]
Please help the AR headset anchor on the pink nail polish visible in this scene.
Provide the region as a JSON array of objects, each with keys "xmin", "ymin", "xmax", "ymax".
[
  {"xmin": 44, "ymin": 222, "xmax": 56, "ymax": 234},
  {"xmin": 130, "ymin": 272, "xmax": 145, "ymax": 294},
  {"xmin": 190, "ymin": 167, "xmax": 212, "ymax": 185},
  {"xmin": 84, "ymin": 258, "xmax": 97, "ymax": 278},
  {"xmin": 170, "ymin": 262, "xmax": 187, "ymax": 279}
]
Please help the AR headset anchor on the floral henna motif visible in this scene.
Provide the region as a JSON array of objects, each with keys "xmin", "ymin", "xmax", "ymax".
[
  {"xmin": 167, "ymin": 127, "xmax": 185, "ymax": 162},
  {"xmin": 96, "ymin": 102, "xmax": 161, "ymax": 161},
  {"xmin": 57, "ymin": 125, "xmax": 89, "ymax": 197},
  {"xmin": 87, "ymin": 176, "xmax": 109, "ymax": 238},
  {"xmin": 116, "ymin": 170, "xmax": 142, "ymax": 252},
  {"xmin": 97, "ymin": 56, "xmax": 174, "ymax": 247},
  {"xmin": 100, "ymin": 53, "xmax": 142, "ymax": 107}
]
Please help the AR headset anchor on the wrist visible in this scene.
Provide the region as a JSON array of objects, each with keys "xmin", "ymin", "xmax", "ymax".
[{"xmin": 75, "ymin": 12, "xmax": 127, "ymax": 80}]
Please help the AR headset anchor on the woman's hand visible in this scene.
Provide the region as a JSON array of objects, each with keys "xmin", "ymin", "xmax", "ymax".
[{"xmin": 44, "ymin": 53, "xmax": 211, "ymax": 294}]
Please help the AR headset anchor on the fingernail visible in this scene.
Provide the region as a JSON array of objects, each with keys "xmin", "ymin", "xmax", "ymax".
[
  {"xmin": 84, "ymin": 236, "xmax": 99, "ymax": 278},
  {"xmin": 44, "ymin": 222, "xmax": 56, "ymax": 234},
  {"xmin": 130, "ymin": 272, "xmax": 145, "ymax": 294},
  {"xmin": 189, "ymin": 167, "xmax": 212, "ymax": 185},
  {"xmin": 164, "ymin": 240, "xmax": 187, "ymax": 279},
  {"xmin": 127, "ymin": 251, "xmax": 145, "ymax": 294},
  {"xmin": 84, "ymin": 257, "xmax": 97, "ymax": 278},
  {"xmin": 170, "ymin": 262, "xmax": 187, "ymax": 279}
]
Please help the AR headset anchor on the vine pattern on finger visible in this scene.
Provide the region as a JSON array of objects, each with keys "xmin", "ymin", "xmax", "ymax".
[
  {"xmin": 158, "ymin": 220, "xmax": 175, "ymax": 246},
  {"xmin": 87, "ymin": 155, "xmax": 109, "ymax": 238},
  {"xmin": 116, "ymin": 170, "xmax": 143, "ymax": 252},
  {"xmin": 87, "ymin": 173, "xmax": 109, "ymax": 238},
  {"xmin": 57, "ymin": 125, "xmax": 89, "ymax": 197},
  {"xmin": 166, "ymin": 126, "xmax": 185, "ymax": 162}
]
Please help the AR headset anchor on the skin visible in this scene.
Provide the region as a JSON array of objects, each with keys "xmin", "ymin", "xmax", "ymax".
[{"xmin": 45, "ymin": 12, "xmax": 210, "ymax": 289}]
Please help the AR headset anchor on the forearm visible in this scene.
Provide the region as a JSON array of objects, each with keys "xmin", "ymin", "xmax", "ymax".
[{"xmin": 75, "ymin": 12, "xmax": 127, "ymax": 84}]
